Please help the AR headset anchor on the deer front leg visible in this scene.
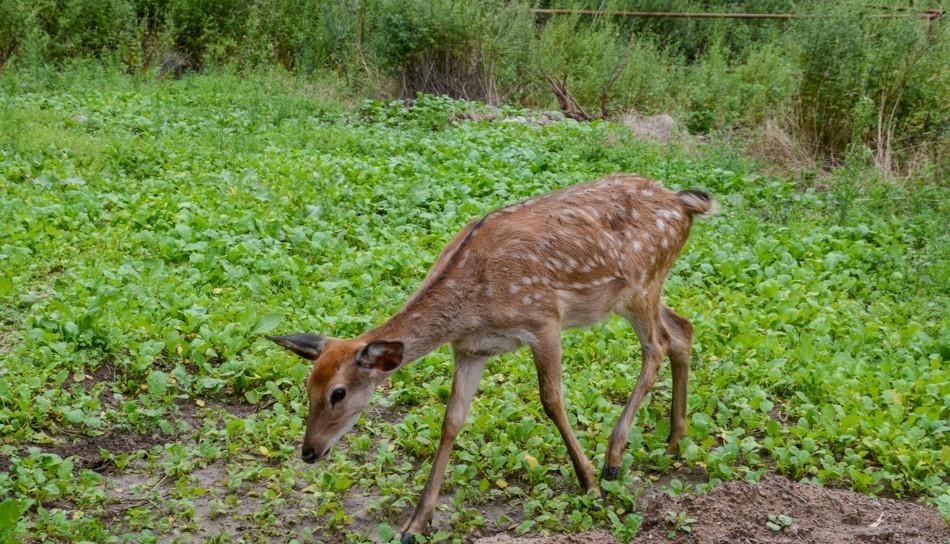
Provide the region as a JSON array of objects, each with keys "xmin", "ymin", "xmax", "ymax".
[
  {"xmin": 531, "ymin": 327, "xmax": 598, "ymax": 493},
  {"xmin": 400, "ymin": 352, "xmax": 487, "ymax": 543}
]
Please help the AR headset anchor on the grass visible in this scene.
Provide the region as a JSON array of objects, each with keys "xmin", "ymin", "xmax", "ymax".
[{"xmin": 0, "ymin": 64, "xmax": 947, "ymax": 542}]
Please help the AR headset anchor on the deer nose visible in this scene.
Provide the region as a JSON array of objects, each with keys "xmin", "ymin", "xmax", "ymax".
[{"xmin": 301, "ymin": 446, "xmax": 319, "ymax": 464}]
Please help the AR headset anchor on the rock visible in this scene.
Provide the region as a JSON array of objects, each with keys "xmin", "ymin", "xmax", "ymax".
[{"xmin": 619, "ymin": 112, "xmax": 678, "ymax": 143}]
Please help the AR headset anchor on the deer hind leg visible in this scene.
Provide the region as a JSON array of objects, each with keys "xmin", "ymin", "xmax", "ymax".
[
  {"xmin": 531, "ymin": 326, "xmax": 598, "ymax": 493},
  {"xmin": 662, "ymin": 306, "xmax": 693, "ymax": 455},
  {"xmin": 602, "ymin": 300, "xmax": 668, "ymax": 480},
  {"xmin": 401, "ymin": 350, "xmax": 487, "ymax": 541}
]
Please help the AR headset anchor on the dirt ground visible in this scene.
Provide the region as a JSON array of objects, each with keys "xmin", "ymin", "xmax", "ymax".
[
  {"xmin": 5, "ymin": 388, "xmax": 946, "ymax": 543},
  {"xmin": 476, "ymin": 474, "xmax": 948, "ymax": 544}
]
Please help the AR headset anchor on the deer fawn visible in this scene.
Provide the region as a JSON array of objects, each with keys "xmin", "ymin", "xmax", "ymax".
[{"xmin": 268, "ymin": 174, "xmax": 715, "ymax": 542}]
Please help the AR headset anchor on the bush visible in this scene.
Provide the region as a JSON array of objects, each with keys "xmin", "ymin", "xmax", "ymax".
[
  {"xmin": 788, "ymin": 1, "xmax": 948, "ymax": 173},
  {"xmin": 527, "ymin": 15, "xmax": 629, "ymax": 114},
  {"xmin": 0, "ymin": 0, "xmax": 136, "ymax": 65},
  {"xmin": 369, "ymin": 0, "xmax": 533, "ymax": 103}
]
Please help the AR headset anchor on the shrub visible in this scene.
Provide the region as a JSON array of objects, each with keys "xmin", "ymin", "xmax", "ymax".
[
  {"xmin": 527, "ymin": 15, "xmax": 629, "ymax": 114},
  {"xmin": 790, "ymin": 1, "xmax": 947, "ymax": 173},
  {"xmin": 0, "ymin": 0, "xmax": 136, "ymax": 65},
  {"xmin": 368, "ymin": 0, "xmax": 532, "ymax": 103}
]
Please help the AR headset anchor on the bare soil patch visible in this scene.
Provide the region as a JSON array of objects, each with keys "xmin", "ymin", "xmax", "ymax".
[
  {"xmin": 62, "ymin": 362, "xmax": 119, "ymax": 394},
  {"xmin": 0, "ymin": 394, "xmax": 257, "ymax": 474},
  {"xmin": 476, "ymin": 530, "xmax": 616, "ymax": 544},
  {"xmin": 635, "ymin": 473, "xmax": 946, "ymax": 544},
  {"xmin": 0, "ymin": 429, "xmax": 167, "ymax": 475},
  {"xmin": 0, "ymin": 328, "xmax": 16, "ymax": 355},
  {"xmin": 39, "ymin": 430, "xmax": 169, "ymax": 472},
  {"xmin": 474, "ymin": 473, "xmax": 947, "ymax": 544},
  {"xmin": 174, "ymin": 395, "xmax": 259, "ymax": 431}
]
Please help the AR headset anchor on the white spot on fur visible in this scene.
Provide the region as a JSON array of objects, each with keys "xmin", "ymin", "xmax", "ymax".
[
  {"xmin": 522, "ymin": 295, "xmax": 533, "ymax": 305},
  {"xmin": 510, "ymin": 284, "xmax": 521, "ymax": 294},
  {"xmin": 633, "ymin": 240, "xmax": 643, "ymax": 251}
]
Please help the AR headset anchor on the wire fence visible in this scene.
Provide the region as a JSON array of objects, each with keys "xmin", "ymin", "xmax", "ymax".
[{"xmin": 529, "ymin": 7, "xmax": 944, "ymax": 21}]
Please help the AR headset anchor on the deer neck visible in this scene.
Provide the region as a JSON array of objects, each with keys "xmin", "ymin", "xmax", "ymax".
[{"xmin": 362, "ymin": 285, "xmax": 467, "ymax": 364}]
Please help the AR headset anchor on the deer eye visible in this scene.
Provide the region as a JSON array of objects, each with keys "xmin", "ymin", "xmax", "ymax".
[{"xmin": 329, "ymin": 387, "xmax": 346, "ymax": 405}]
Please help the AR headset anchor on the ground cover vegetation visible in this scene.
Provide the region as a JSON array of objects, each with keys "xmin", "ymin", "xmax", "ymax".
[
  {"xmin": 0, "ymin": 0, "xmax": 947, "ymax": 178},
  {"xmin": 0, "ymin": 62, "xmax": 947, "ymax": 542}
]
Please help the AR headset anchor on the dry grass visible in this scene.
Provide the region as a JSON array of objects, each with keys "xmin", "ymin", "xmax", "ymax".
[{"xmin": 745, "ymin": 118, "xmax": 816, "ymax": 175}]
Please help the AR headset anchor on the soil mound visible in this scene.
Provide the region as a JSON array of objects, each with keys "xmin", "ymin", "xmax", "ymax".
[
  {"xmin": 637, "ymin": 473, "xmax": 946, "ymax": 544},
  {"xmin": 475, "ymin": 474, "xmax": 947, "ymax": 544}
]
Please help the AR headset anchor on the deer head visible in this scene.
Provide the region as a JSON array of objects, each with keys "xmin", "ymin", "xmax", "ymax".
[{"xmin": 267, "ymin": 334, "xmax": 403, "ymax": 463}]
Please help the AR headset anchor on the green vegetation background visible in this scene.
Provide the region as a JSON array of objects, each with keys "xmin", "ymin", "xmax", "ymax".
[
  {"xmin": 0, "ymin": 1, "xmax": 948, "ymax": 542},
  {"xmin": 1, "ymin": 0, "xmax": 947, "ymax": 177}
]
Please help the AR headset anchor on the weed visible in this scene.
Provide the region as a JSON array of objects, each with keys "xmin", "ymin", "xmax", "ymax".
[
  {"xmin": 766, "ymin": 513, "xmax": 793, "ymax": 532},
  {"xmin": 664, "ymin": 510, "xmax": 697, "ymax": 539}
]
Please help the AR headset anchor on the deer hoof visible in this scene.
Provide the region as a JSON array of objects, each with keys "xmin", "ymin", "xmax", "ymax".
[
  {"xmin": 601, "ymin": 465, "xmax": 621, "ymax": 481},
  {"xmin": 400, "ymin": 533, "xmax": 417, "ymax": 544}
]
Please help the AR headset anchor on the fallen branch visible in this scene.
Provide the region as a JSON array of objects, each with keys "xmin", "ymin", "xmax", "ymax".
[{"xmin": 545, "ymin": 75, "xmax": 590, "ymax": 121}]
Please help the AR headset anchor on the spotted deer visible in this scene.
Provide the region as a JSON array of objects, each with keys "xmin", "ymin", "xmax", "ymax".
[{"xmin": 268, "ymin": 174, "xmax": 715, "ymax": 542}]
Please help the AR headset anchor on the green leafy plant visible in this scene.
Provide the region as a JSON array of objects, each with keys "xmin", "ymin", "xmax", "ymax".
[
  {"xmin": 0, "ymin": 65, "xmax": 946, "ymax": 543},
  {"xmin": 664, "ymin": 510, "xmax": 697, "ymax": 539},
  {"xmin": 766, "ymin": 513, "xmax": 793, "ymax": 532},
  {"xmin": 0, "ymin": 499, "xmax": 29, "ymax": 544}
]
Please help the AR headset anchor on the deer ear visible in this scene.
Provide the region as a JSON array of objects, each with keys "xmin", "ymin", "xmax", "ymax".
[
  {"xmin": 357, "ymin": 341, "xmax": 404, "ymax": 372},
  {"xmin": 266, "ymin": 334, "xmax": 328, "ymax": 360}
]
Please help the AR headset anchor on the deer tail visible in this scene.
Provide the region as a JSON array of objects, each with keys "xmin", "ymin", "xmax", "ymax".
[{"xmin": 676, "ymin": 189, "xmax": 718, "ymax": 216}]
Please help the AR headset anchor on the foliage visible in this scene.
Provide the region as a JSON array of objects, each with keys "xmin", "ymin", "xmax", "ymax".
[
  {"xmin": 0, "ymin": 1, "xmax": 946, "ymax": 175},
  {"xmin": 368, "ymin": 0, "xmax": 533, "ymax": 103},
  {"xmin": 790, "ymin": 0, "xmax": 948, "ymax": 171},
  {"xmin": 0, "ymin": 67, "xmax": 947, "ymax": 542}
]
